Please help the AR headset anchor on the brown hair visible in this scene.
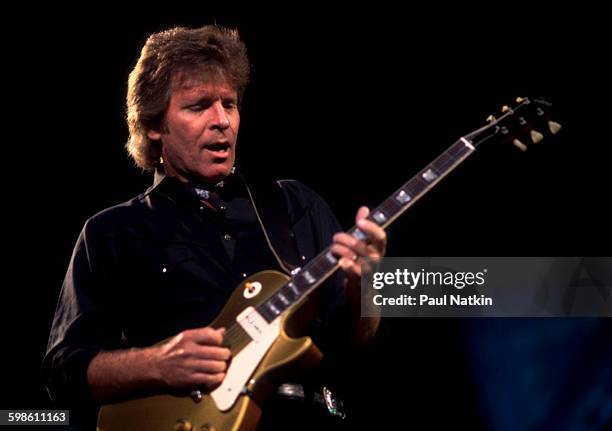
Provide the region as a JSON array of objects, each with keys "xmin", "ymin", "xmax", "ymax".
[{"xmin": 126, "ymin": 25, "xmax": 249, "ymax": 170}]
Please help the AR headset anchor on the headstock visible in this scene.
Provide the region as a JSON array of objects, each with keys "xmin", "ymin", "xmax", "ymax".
[{"xmin": 467, "ymin": 97, "xmax": 561, "ymax": 150}]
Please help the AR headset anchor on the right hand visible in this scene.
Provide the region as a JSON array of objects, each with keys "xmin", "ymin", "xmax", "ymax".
[{"xmin": 153, "ymin": 327, "xmax": 231, "ymax": 392}]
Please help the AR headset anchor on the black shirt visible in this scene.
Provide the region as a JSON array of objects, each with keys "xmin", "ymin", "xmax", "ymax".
[{"xmin": 42, "ymin": 172, "xmax": 348, "ymax": 417}]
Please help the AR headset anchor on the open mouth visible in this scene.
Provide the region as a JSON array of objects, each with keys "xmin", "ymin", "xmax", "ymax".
[{"xmin": 202, "ymin": 142, "xmax": 231, "ymax": 155}]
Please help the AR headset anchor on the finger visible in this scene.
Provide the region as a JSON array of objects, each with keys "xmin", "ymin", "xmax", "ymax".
[
  {"xmin": 339, "ymin": 256, "xmax": 362, "ymax": 278},
  {"xmin": 194, "ymin": 372, "xmax": 226, "ymax": 388},
  {"xmin": 357, "ymin": 219, "xmax": 387, "ymax": 253},
  {"xmin": 355, "ymin": 206, "xmax": 370, "ymax": 223},
  {"xmin": 189, "ymin": 327, "xmax": 225, "ymax": 346},
  {"xmin": 195, "ymin": 345, "xmax": 232, "ymax": 361},
  {"xmin": 330, "ymin": 243, "xmax": 358, "ymax": 261},
  {"xmin": 191, "ymin": 359, "xmax": 228, "ymax": 373},
  {"xmin": 332, "ymin": 245, "xmax": 360, "ymax": 271},
  {"xmin": 333, "ymin": 233, "xmax": 370, "ymax": 257}
]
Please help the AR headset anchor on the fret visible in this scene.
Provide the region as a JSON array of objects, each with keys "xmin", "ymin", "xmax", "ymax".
[
  {"xmin": 306, "ymin": 258, "xmax": 333, "ymax": 277},
  {"xmin": 432, "ymin": 158, "xmax": 454, "ymax": 175},
  {"xmin": 430, "ymin": 151, "xmax": 455, "ymax": 172},
  {"xmin": 290, "ymin": 281, "xmax": 307, "ymax": 297},
  {"xmin": 257, "ymin": 294, "xmax": 288, "ymax": 323},
  {"xmin": 301, "ymin": 269, "xmax": 316, "ymax": 284},
  {"xmin": 276, "ymin": 291, "xmax": 291, "ymax": 306},
  {"xmin": 380, "ymin": 197, "xmax": 402, "ymax": 213},
  {"xmin": 324, "ymin": 250, "xmax": 338, "ymax": 265},
  {"xmin": 405, "ymin": 176, "xmax": 428, "ymax": 197},
  {"xmin": 448, "ymin": 139, "xmax": 473, "ymax": 159},
  {"xmin": 257, "ymin": 303, "xmax": 277, "ymax": 322},
  {"xmin": 267, "ymin": 301, "xmax": 281, "ymax": 316},
  {"xmin": 287, "ymin": 281, "xmax": 301, "ymax": 297},
  {"xmin": 301, "ymin": 256, "xmax": 336, "ymax": 283},
  {"xmin": 282, "ymin": 282, "xmax": 301, "ymax": 301}
]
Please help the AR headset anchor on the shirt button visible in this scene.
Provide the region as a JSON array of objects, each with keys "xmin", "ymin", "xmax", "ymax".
[
  {"xmin": 199, "ymin": 206, "xmax": 205, "ymax": 211},
  {"xmin": 220, "ymin": 204, "xmax": 227, "ymax": 211},
  {"xmin": 224, "ymin": 233, "xmax": 232, "ymax": 241}
]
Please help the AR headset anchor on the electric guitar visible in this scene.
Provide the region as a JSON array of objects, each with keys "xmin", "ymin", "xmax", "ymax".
[{"xmin": 97, "ymin": 97, "xmax": 560, "ymax": 431}]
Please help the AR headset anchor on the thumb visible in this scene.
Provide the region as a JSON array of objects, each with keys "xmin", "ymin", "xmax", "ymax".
[{"xmin": 355, "ymin": 206, "xmax": 370, "ymax": 223}]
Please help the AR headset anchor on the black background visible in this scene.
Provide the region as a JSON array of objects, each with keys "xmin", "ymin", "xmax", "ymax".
[{"xmin": 1, "ymin": 2, "xmax": 610, "ymax": 430}]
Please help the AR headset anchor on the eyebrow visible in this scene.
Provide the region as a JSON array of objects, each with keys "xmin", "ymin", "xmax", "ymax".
[{"xmin": 185, "ymin": 93, "xmax": 237, "ymax": 104}]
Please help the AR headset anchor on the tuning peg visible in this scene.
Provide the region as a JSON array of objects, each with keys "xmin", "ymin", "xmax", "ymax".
[
  {"xmin": 515, "ymin": 97, "xmax": 525, "ymax": 103},
  {"xmin": 486, "ymin": 115, "xmax": 496, "ymax": 123},
  {"xmin": 512, "ymin": 139, "xmax": 528, "ymax": 151},
  {"xmin": 530, "ymin": 130, "xmax": 544, "ymax": 144},
  {"xmin": 548, "ymin": 121, "xmax": 562, "ymax": 134},
  {"xmin": 501, "ymin": 105, "xmax": 510, "ymax": 113}
]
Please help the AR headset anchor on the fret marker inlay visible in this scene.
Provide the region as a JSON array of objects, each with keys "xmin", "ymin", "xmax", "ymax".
[
  {"xmin": 373, "ymin": 211, "xmax": 387, "ymax": 223},
  {"xmin": 396, "ymin": 190, "xmax": 412, "ymax": 204},
  {"xmin": 302, "ymin": 271, "xmax": 315, "ymax": 284},
  {"xmin": 422, "ymin": 169, "xmax": 438, "ymax": 182}
]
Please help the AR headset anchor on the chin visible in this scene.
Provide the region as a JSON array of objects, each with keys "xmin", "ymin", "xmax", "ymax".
[{"xmin": 199, "ymin": 165, "xmax": 233, "ymax": 183}]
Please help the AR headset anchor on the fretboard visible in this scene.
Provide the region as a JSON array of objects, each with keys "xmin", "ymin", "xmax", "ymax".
[{"xmin": 256, "ymin": 137, "xmax": 477, "ymax": 322}]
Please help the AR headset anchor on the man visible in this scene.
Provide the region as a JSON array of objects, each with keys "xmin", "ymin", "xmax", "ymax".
[{"xmin": 43, "ymin": 25, "xmax": 384, "ymax": 429}]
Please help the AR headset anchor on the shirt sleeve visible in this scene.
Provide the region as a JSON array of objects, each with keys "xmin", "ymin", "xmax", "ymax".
[{"xmin": 42, "ymin": 217, "xmax": 124, "ymax": 407}]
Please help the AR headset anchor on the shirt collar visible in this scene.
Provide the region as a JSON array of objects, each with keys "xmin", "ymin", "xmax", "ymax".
[{"xmin": 146, "ymin": 167, "xmax": 245, "ymax": 207}]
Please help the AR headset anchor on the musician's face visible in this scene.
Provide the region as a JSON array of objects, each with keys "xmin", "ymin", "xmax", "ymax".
[{"xmin": 148, "ymin": 71, "xmax": 240, "ymax": 184}]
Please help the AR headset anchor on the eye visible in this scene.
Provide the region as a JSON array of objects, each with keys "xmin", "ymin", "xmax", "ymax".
[
  {"xmin": 185, "ymin": 100, "xmax": 213, "ymax": 112},
  {"xmin": 223, "ymin": 98, "xmax": 238, "ymax": 110},
  {"xmin": 187, "ymin": 103, "xmax": 208, "ymax": 112}
]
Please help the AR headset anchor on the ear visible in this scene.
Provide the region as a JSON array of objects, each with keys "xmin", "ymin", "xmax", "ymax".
[{"xmin": 147, "ymin": 129, "xmax": 162, "ymax": 140}]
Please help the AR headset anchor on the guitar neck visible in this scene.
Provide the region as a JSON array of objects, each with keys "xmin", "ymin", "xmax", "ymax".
[{"xmin": 255, "ymin": 137, "xmax": 478, "ymax": 323}]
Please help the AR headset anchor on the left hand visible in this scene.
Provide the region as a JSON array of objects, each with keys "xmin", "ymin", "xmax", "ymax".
[{"xmin": 331, "ymin": 206, "xmax": 387, "ymax": 300}]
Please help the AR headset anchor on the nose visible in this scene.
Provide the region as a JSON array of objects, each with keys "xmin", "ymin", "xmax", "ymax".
[{"xmin": 210, "ymin": 101, "xmax": 230, "ymax": 130}]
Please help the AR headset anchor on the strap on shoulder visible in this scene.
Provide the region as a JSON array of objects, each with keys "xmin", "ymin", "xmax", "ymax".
[{"xmin": 244, "ymin": 177, "xmax": 302, "ymax": 274}]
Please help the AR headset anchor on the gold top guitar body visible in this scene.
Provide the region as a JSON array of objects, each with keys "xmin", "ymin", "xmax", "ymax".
[{"xmin": 98, "ymin": 270, "xmax": 322, "ymax": 431}]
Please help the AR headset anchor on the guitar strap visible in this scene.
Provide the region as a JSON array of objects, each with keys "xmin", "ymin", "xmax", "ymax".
[{"xmin": 243, "ymin": 176, "xmax": 302, "ymax": 274}]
